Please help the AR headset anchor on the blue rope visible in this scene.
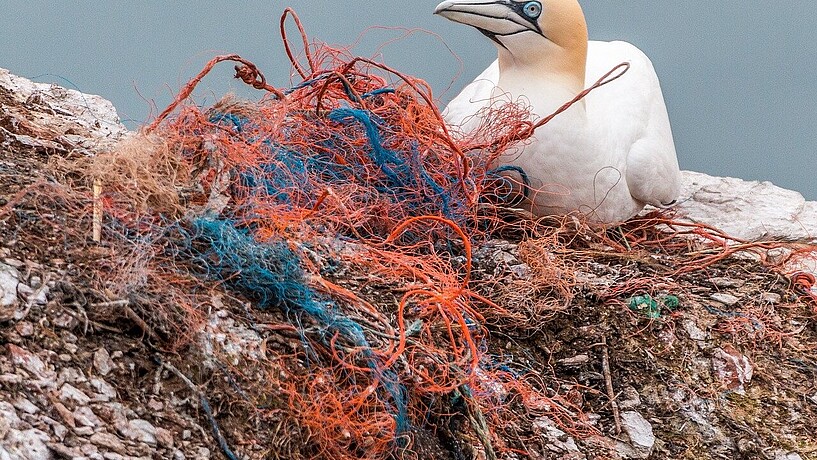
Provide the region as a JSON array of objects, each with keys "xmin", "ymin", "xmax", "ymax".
[{"xmin": 190, "ymin": 217, "xmax": 409, "ymax": 435}]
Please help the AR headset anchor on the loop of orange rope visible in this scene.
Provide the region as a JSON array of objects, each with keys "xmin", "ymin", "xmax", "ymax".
[
  {"xmin": 790, "ymin": 271, "xmax": 817, "ymax": 307},
  {"xmin": 469, "ymin": 61, "xmax": 631, "ymax": 151},
  {"xmin": 385, "ymin": 215, "xmax": 472, "ymax": 288},
  {"xmin": 145, "ymin": 54, "xmax": 283, "ymax": 133},
  {"xmin": 280, "ymin": 7, "xmax": 316, "ymax": 79}
]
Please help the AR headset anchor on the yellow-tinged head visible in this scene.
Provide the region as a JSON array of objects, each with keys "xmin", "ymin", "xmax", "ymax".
[{"xmin": 435, "ymin": 0, "xmax": 588, "ymax": 88}]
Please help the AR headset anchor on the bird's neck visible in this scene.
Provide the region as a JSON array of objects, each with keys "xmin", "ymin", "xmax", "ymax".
[
  {"xmin": 496, "ymin": 46, "xmax": 588, "ymax": 118},
  {"xmin": 496, "ymin": 41, "xmax": 587, "ymax": 97}
]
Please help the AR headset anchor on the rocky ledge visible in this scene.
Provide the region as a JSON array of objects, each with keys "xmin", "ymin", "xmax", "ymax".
[{"xmin": 1, "ymin": 68, "xmax": 816, "ymax": 460}]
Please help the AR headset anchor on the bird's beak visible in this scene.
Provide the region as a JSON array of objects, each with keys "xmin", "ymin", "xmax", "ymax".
[{"xmin": 434, "ymin": 0, "xmax": 542, "ymax": 38}]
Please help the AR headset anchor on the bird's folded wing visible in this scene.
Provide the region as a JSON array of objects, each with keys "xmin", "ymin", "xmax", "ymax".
[{"xmin": 587, "ymin": 40, "xmax": 680, "ymax": 206}]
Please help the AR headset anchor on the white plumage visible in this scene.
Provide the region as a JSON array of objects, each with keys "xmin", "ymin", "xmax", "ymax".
[{"xmin": 436, "ymin": 0, "xmax": 681, "ymax": 224}]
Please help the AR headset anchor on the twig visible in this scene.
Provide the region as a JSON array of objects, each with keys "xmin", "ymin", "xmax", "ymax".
[
  {"xmin": 63, "ymin": 304, "xmax": 123, "ymax": 334},
  {"xmin": 90, "ymin": 299, "xmax": 131, "ymax": 308},
  {"xmin": 157, "ymin": 357, "xmax": 239, "ymax": 460},
  {"xmin": 122, "ymin": 303, "xmax": 159, "ymax": 342},
  {"xmin": 597, "ymin": 337, "xmax": 622, "ymax": 435},
  {"xmin": 92, "ymin": 178, "xmax": 102, "ymax": 243}
]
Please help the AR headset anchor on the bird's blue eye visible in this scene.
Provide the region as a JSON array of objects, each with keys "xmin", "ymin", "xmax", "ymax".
[{"xmin": 523, "ymin": 1, "xmax": 542, "ymax": 19}]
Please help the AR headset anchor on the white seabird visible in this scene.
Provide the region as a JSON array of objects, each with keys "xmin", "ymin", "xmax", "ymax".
[{"xmin": 435, "ymin": 0, "xmax": 681, "ymax": 224}]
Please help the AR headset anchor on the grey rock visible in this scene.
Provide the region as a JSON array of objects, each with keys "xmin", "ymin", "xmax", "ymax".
[
  {"xmin": 532, "ymin": 417, "xmax": 583, "ymax": 457},
  {"xmin": 761, "ymin": 292, "xmax": 782, "ymax": 304},
  {"xmin": 60, "ymin": 331, "xmax": 78, "ymax": 344},
  {"xmin": 0, "ymin": 402, "xmax": 24, "ymax": 431},
  {"xmin": 8, "ymin": 344, "xmax": 53, "ymax": 380},
  {"xmin": 52, "ymin": 313, "xmax": 79, "ymax": 330},
  {"xmin": 89, "ymin": 432, "xmax": 127, "ymax": 455},
  {"xmin": 710, "ymin": 293, "xmax": 740, "ymax": 306},
  {"xmin": 73, "ymin": 406, "xmax": 103, "ymax": 428},
  {"xmin": 618, "ymin": 386, "xmax": 642, "ymax": 410},
  {"xmin": 146, "ymin": 399, "xmax": 163, "ymax": 413},
  {"xmin": 709, "ymin": 277, "xmax": 743, "ymax": 288},
  {"xmin": 74, "ymin": 426, "xmax": 94, "ymax": 436},
  {"xmin": 58, "ymin": 367, "xmax": 87, "ymax": 386},
  {"xmin": 122, "ymin": 419, "xmax": 157, "ymax": 445},
  {"xmin": 12, "ymin": 397, "xmax": 40, "ymax": 415},
  {"xmin": 775, "ymin": 451, "xmax": 804, "ymax": 460},
  {"xmin": 1, "ymin": 258, "xmax": 24, "ymax": 268},
  {"xmin": 59, "ymin": 383, "xmax": 91, "ymax": 406},
  {"xmin": 0, "ymin": 374, "xmax": 23, "ymax": 385},
  {"xmin": 40, "ymin": 416, "xmax": 67, "ymax": 441},
  {"xmin": 617, "ymin": 411, "xmax": 655, "ymax": 459},
  {"xmin": 683, "ymin": 319, "xmax": 708, "ymax": 342},
  {"xmin": 202, "ymin": 311, "xmax": 263, "ymax": 366},
  {"xmin": 93, "ymin": 349, "xmax": 114, "ymax": 377},
  {"xmin": 558, "ymin": 355, "xmax": 590, "ymax": 366},
  {"xmin": 17, "ymin": 281, "xmax": 48, "ymax": 306},
  {"xmin": 0, "ymin": 263, "xmax": 20, "ymax": 310},
  {"xmin": 508, "ymin": 263, "xmax": 530, "ymax": 279},
  {"xmin": 81, "ymin": 442, "xmax": 100, "ymax": 456},
  {"xmin": 678, "ymin": 171, "xmax": 817, "ymax": 243},
  {"xmin": 0, "ymin": 67, "xmax": 128, "ymax": 141},
  {"xmin": 2, "ymin": 428, "xmax": 53, "ymax": 460},
  {"xmin": 15, "ymin": 321, "xmax": 34, "ymax": 337},
  {"xmin": 0, "ymin": 415, "xmax": 11, "ymax": 440},
  {"xmin": 154, "ymin": 427, "xmax": 174, "ymax": 448},
  {"xmin": 89, "ymin": 379, "xmax": 117, "ymax": 402},
  {"xmin": 46, "ymin": 443, "xmax": 83, "ymax": 458},
  {"xmin": 98, "ymin": 403, "xmax": 131, "ymax": 428}
]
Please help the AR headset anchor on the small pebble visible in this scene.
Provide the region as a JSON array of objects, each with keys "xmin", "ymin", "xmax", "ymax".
[
  {"xmin": 710, "ymin": 293, "xmax": 740, "ymax": 307},
  {"xmin": 15, "ymin": 321, "xmax": 34, "ymax": 337}
]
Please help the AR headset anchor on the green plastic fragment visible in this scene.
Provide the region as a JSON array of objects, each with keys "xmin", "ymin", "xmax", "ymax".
[
  {"xmin": 628, "ymin": 294, "xmax": 680, "ymax": 318},
  {"xmin": 662, "ymin": 295, "xmax": 680, "ymax": 311}
]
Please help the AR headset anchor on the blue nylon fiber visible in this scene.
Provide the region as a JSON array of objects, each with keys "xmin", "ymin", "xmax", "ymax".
[
  {"xmin": 328, "ymin": 108, "xmax": 405, "ymax": 183},
  {"xmin": 207, "ymin": 105, "xmax": 468, "ymax": 225},
  {"xmin": 327, "ymin": 107, "xmax": 457, "ymax": 219},
  {"xmin": 209, "ymin": 112, "xmax": 245, "ymax": 132},
  {"xmin": 190, "ymin": 217, "xmax": 408, "ymax": 434},
  {"xmin": 408, "ymin": 143, "xmax": 452, "ymax": 217},
  {"xmin": 362, "ymin": 88, "xmax": 395, "ymax": 98},
  {"xmin": 486, "ymin": 165, "xmax": 531, "ymax": 201}
]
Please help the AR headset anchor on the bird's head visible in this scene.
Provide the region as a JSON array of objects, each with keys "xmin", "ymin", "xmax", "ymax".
[{"xmin": 435, "ymin": 0, "xmax": 587, "ymax": 78}]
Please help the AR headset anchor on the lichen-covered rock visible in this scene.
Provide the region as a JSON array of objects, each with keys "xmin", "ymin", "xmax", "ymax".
[
  {"xmin": 0, "ymin": 428, "xmax": 52, "ymax": 460},
  {"xmin": 678, "ymin": 171, "xmax": 817, "ymax": 242},
  {"xmin": 0, "ymin": 67, "xmax": 127, "ymax": 142},
  {"xmin": 0, "ymin": 263, "xmax": 20, "ymax": 317}
]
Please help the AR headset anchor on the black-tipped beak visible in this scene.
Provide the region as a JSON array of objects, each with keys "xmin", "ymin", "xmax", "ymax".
[{"xmin": 434, "ymin": 0, "xmax": 543, "ymax": 39}]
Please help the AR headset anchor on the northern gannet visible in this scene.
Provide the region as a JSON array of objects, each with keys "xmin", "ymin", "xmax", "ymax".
[{"xmin": 435, "ymin": 0, "xmax": 681, "ymax": 224}]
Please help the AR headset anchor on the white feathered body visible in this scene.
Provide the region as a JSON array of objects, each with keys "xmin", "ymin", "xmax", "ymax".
[{"xmin": 444, "ymin": 40, "xmax": 681, "ymax": 223}]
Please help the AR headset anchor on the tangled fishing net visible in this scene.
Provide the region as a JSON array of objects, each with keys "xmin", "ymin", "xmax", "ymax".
[
  {"xmin": 26, "ymin": 8, "xmax": 817, "ymax": 460},
  {"xmin": 55, "ymin": 9, "xmax": 599, "ymax": 459}
]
